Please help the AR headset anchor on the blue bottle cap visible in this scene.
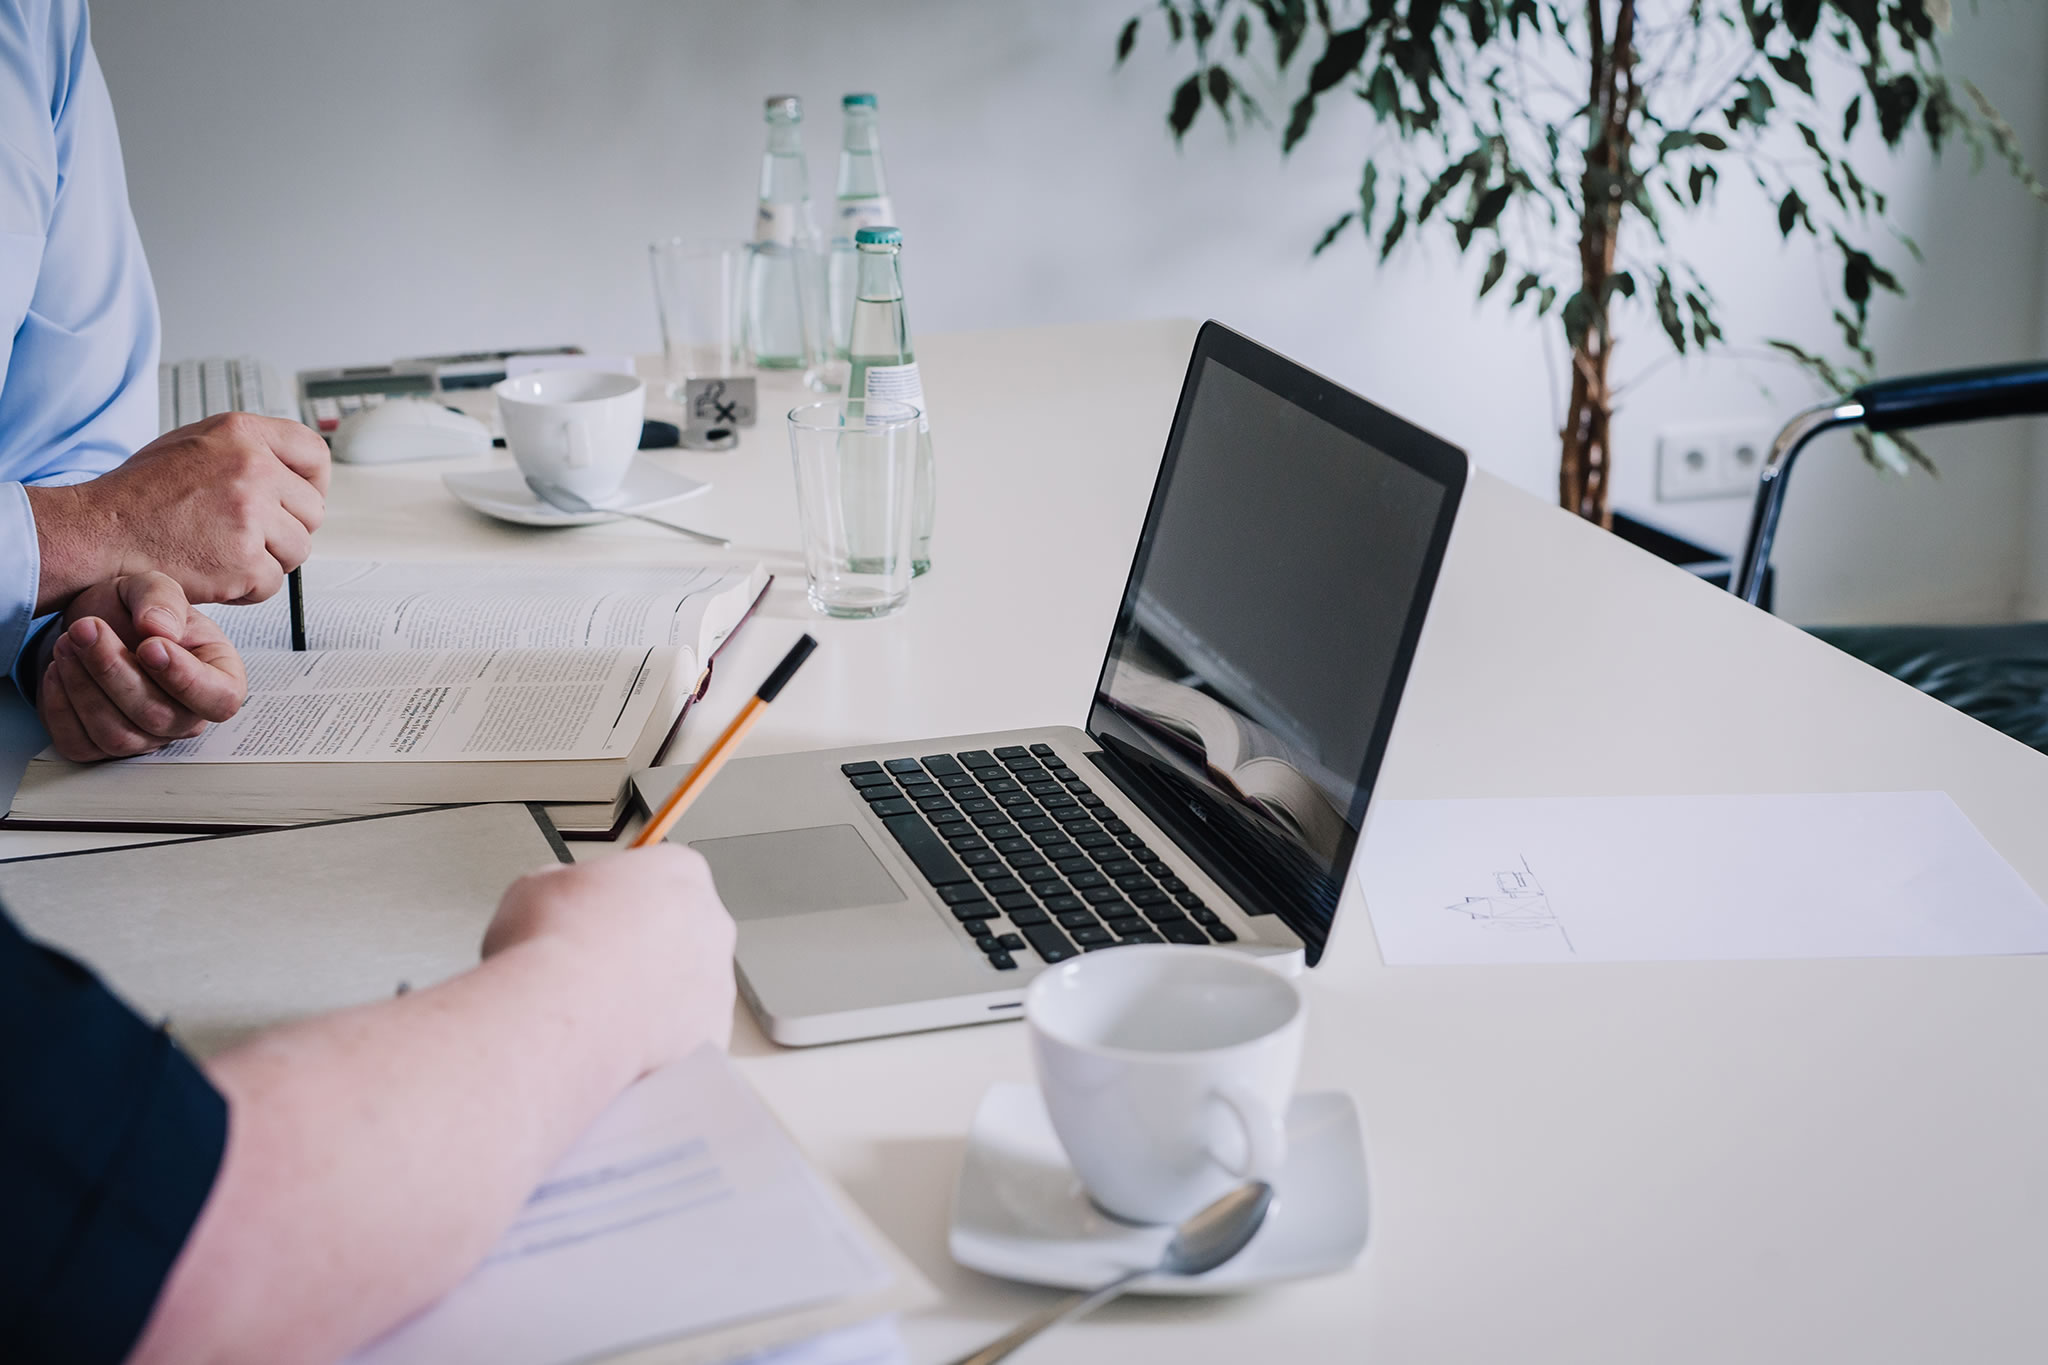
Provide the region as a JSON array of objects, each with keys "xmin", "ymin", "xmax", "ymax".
[
  {"xmin": 854, "ymin": 226, "xmax": 902, "ymax": 246},
  {"xmin": 843, "ymin": 93, "xmax": 878, "ymax": 108}
]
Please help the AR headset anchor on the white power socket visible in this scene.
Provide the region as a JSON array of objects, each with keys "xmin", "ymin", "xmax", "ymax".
[{"xmin": 1655, "ymin": 424, "xmax": 1770, "ymax": 502}]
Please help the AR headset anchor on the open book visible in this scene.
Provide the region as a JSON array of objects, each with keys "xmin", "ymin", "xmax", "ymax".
[
  {"xmin": 1106, "ymin": 658, "xmax": 1351, "ymax": 861},
  {"xmin": 6, "ymin": 560, "xmax": 769, "ymax": 834}
]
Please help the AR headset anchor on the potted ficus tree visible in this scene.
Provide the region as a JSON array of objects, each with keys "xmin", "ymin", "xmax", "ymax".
[{"xmin": 1118, "ymin": 0, "xmax": 2045, "ymax": 527}]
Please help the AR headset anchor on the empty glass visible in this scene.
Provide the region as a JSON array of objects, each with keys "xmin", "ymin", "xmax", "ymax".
[
  {"xmin": 648, "ymin": 237, "xmax": 743, "ymax": 448},
  {"xmin": 786, "ymin": 398, "xmax": 921, "ymax": 618}
]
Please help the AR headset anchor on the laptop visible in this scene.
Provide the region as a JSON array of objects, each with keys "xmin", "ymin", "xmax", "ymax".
[{"xmin": 641, "ymin": 323, "xmax": 1467, "ymax": 1045}]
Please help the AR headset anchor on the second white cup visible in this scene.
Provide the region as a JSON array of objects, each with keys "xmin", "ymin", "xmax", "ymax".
[
  {"xmin": 1026, "ymin": 944, "xmax": 1304, "ymax": 1226},
  {"xmin": 494, "ymin": 369, "xmax": 645, "ymax": 503}
]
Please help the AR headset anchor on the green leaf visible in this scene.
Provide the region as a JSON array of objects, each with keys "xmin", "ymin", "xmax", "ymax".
[
  {"xmin": 1115, "ymin": 16, "xmax": 1140, "ymax": 65},
  {"xmin": 1607, "ymin": 271, "xmax": 1637, "ymax": 300},
  {"xmin": 1313, "ymin": 211, "xmax": 1356, "ymax": 255},
  {"xmin": 1233, "ymin": 12, "xmax": 1251, "ymax": 55},
  {"xmin": 1842, "ymin": 94, "xmax": 1862, "ymax": 141},
  {"xmin": 1687, "ymin": 163, "xmax": 1718, "ymax": 204},
  {"xmin": 1169, "ymin": 75, "xmax": 1203, "ymax": 139},
  {"xmin": 1784, "ymin": 0, "xmax": 1821, "ymax": 40},
  {"xmin": 1741, "ymin": 0, "xmax": 1774, "ymax": 48},
  {"xmin": 1873, "ymin": 74, "xmax": 1920, "ymax": 145},
  {"xmin": 1654, "ymin": 270, "xmax": 1685, "ymax": 352},
  {"xmin": 1657, "ymin": 129, "xmax": 1730, "ymax": 157},
  {"xmin": 1537, "ymin": 284, "xmax": 1557, "ymax": 315},
  {"xmin": 1467, "ymin": 0, "xmax": 1494, "ymax": 45},
  {"xmin": 1163, "ymin": 2, "xmax": 1185, "ymax": 43},
  {"xmin": 1478, "ymin": 249, "xmax": 1508, "ymax": 297},
  {"xmin": 1769, "ymin": 51, "xmax": 1813, "ymax": 97},
  {"xmin": 1191, "ymin": 7, "xmax": 1213, "ymax": 45},
  {"xmin": 1415, "ymin": 158, "xmax": 1473, "ymax": 225},
  {"xmin": 1206, "ymin": 66, "xmax": 1235, "ymax": 120},
  {"xmin": 1778, "ymin": 189, "xmax": 1808, "ymax": 236},
  {"xmin": 1365, "ymin": 65, "xmax": 1400, "ymax": 122},
  {"xmin": 1306, "ymin": 24, "xmax": 1370, "ymax": 97},
  {"xmin": 1379, "ymin": 201, "xmax": 1409, "ymax": 260},
  {"xmin": 1561, "ymin": 290, "xmax": 1593, "ymax": 350},
  {"xmin": 1470, "ymin": 183, "xmax": 1512, "ymax": 230},
  {"xmin": 1359, "ymin": 161, "xmax": 1378, "ymax": 226},
  {"xmin": 1282, "ymin": 95, "xmax": 1315, "ymax": 151},
  {"xmin": 1510, "ymin": 272, "xmax": 1542, "ymax": 307}
]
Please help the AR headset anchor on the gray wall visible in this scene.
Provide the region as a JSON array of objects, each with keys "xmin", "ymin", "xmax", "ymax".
[{"xmin": 91, "ymin": 0, "xmax": 2048, "ymax": 624}]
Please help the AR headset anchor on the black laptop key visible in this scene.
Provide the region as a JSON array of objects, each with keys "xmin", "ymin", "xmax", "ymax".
[
  {"xmin": 1129, "ymin": 886, "xmax": 1169, "ymax": 907},
  {"xmin": 1068, "ymin": 871, "xmax": 1107, "ymax": 890},
  {"xmin": 1144, "ymin": 908, "xmax": 1188, "ymax": 929},
  {"xmin": 961, "ymin": 848, "xmax": 999, "ymax": 866},
  {"xmin": 1030, "ymin": 830, "xmax": 1071, "ymax": 849},
  {"xmin": 983, "ymin": 778, "xmax": 1021, "ymax": 794},
  {"xmin": 1192, "ymin": 907, "xmax": 1222, "ymax": 927},
  {"xmin": 1054, "ymin": 808, "xmax": 1096, "ymax": 827},
  {"xmin": 988, "ymin": 950, "xmax": 1018, "ymax": 970},
  {"xmin": 938, "ymin": 771, "xmax": 978, "ymax": 789},
  {"xmin": 960, "ymin": 917, "xmax": 990, "ymax": 937},
  {"xmin": 1158, "ymin": 875, "xmax": 1187, "ymax": 892},
  {"xmin": 992, "ymin": 836, "xmax": 1031, "ymax": 854},
  {"xmin": 1078, "ymin": 794, "xmax": 1105, "ymax": 809},
  {"xmin": 1026, "ymin": 780, "xmax": 1064, "ymax": 797},
  {"xmin": 1081, "ymin": 885, "xmax": 1122, "ymax": 905},
  {"xmin": 970, "ymin": 810, "xmax": 1010, "ymax": 828},
  {"xmin": 970, "ymin": 766, "xmax": 1006, "ymax": 783},
  {"xmin": 996, "ymin": 791, "xmax": 1036, "ymax": 808},
  {"xmin": 1043, "ymin": 755, "xmax": 1069, "ymax": 770},
  {"xmin": 861, "ymin": 784, "xmax": 902, "ymax": 803},
  {"xmin": 1040, "ymin": 794, "xmax": 1077, "ymax": 810},
  {"xmin": 984, "ymin": 877, "xmax": 1024, "ymax": 896},
  {"xmin": 1076, "ymin": 831, "xmax": 1114, "ymax": 849},
  {"xmin": 1019, "ymin": 866, "xmax": 1060, "ymax": 884},
  {"xmin": 997, "ymin": 932, "xmax": 1025, "ymax": 950},
  {"xmin": 994, "ymin": 745, "xmax": 1029, "ymax": 759},
  {"xmin": 933, "ymin": 821, "xmax": 972, "ymax": 840},
  {"xmin": 1053, "ymin": 857, "xmax": 1093, "ymax": 876},
  {"xmin": 1105, "ymin": 915, "xmax": 1148, "ymax": 938},
  {"xmin": 1207, "ymin": 924, "xmax": 1237, "ymax": 942},
  {"xmin": 880, "ymin": 814, "xmax": 971, "ymax": 885},
  {"xmin": 1089, "ymin": 846, "xmax": 1124, "ymax": 865},
  {"xmin": 1007, "ymin": 848, "xmax": 1046, "ymax": 867},
  {"xmin": 921, "ymin": 754, "xmax": 964, "ymax": 776},
  {"xmin": 996, "ymin": 892, "xmax": 1037, "ymax": 912},
  {"xmin": 841, "ymin": 760, "xmax": 884, "ymax": 776},
  {"xmin": 1056, "ymin": 909, "xmax": 1101, "ymax": 929},
  {"xmin": 949, "ymin": 899, "xmax": 991, "ymax": 919},
  {"xmin": 1023, "ymin": 925, "xmax": 1077, "ymax": 963},
  {"xmin": 1042, "ymin": 894, "xmax": 1084, "ymax": 912},
  {"xmin": 1006, "ymin": 904, "xmax": 1050, "ymax": 927},
  {"xmin": 1039, "ymin": 841, "xmax": 1079, "ymax": 860},
  {"xmin": 885, "ymin": 757, "xmax": 923, "ymax": 774},
  {"xmin": 916, "ymin": 796, "xmax": 955, "ymax": 814},
  {"xmin": 974, "ymin": 934, "xmax": 1001, "ymax": 954},
  {"xmin": 1161, "ymin": 921, "xmax": 1209, "ymax": 945},
  {"xmin": 1114, "ymin": 873, "xmax": 1153, "ymax": 892},
  {"xmin": 1071, "ymin": 925, "xmax": 1113, "ymax": 946},
  {"xmin": 956, "ymin": 749, "xmax": 996, "ymax": 768},
  {"xmin": 1175, "ymin": 892, "xmax": 1207, "ymax": 910},
  {"xmin": 958, "ymin": 797, "xmax": 996, "ymax": 815},
  {"xmin": 982, "ymin": 824, "xmax": 1020, "ymax": 843},
  {"xmin": 938, "ymin": 883, "xmax": 986, "ymax": 905},
  {"xmin": 948, "ymin": 835, "xmax": 989, "ymax": 852},
  {"xmin": 1101, "ymin": 858, "xmax": 1140, "ymax": 878},
  {"xmin": 870, "ymin": 797, "xmax": 915, "ymax": 818},
  {"xmin": 1018, "ymin": 816, "xmax": 1058, "ymax": 835},
  {"xmin": 1061, "ymin": 777, "xmax": 1089, "ymax": 792},
  {"xmin": 973, "ymin": 863, "xmax": 1014, "ymax": 883},
  {"xmin": 1119, "ymin": 930, "xmax": 1163, "ymax": 945},
  {"xmin": 1103, "ymin": 819, "xmax": 1130, "ymax": 834},
  {"xmin": 1028, "ymin": 743, "xmax": 1054, "ymax": 756},
  {"xmin": 898, "ymin": 782, "xmax": 939, "ymax": 800},
  {"xmin": 849, "ymin": 770, "xmax": 895, "ymax": 788},
  {"xmin": 1131, "ymin": 848, "xmax": 1161, "ymax": 864}
]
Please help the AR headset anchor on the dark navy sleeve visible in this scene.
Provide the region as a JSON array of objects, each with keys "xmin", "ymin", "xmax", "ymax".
[{"xmin": 0, "ymin": 904, "xmax": 228, "ymax": 1363}]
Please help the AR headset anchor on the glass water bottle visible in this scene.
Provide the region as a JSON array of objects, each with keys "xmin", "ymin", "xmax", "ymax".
[
  {"xmin": 829, "ymin": 93, "xmax": 895, "ymax": 362},
  {"xmin": 745, "ymin": 95, "xmax": 825, "ymax": 377},
  {"xmin": 847, "ymin": 227, "xmax": 934, "ymax": 575}
]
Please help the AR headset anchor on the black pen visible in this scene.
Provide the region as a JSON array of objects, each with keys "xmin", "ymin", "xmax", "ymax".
[{"xmin": 288, "ymin": 566, "xmax": 307, "ymax": 651}]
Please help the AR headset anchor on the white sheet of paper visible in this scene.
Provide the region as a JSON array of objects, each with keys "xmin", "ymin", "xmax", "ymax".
[
  {"xmin": 348, "ymin": 1046, "xmax": 893, "ymax": 1365},
  {"xmin": 122, "ymin": 645, "xmax": 672, "ymax": 763},
  {"xmin": 1357, "ymin": 792, "xmax": 2048, "ymax": 965}
]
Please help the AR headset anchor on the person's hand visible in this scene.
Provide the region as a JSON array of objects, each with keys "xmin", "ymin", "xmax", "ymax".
[
  {"xmin": 35, "ymin": 572, "xmax": 248, "ymax": 762},
  {"xmin": 26, "ymin": 412, "xmax": 330, "ymax": 612},
  {"xmin": 484, "ymin": 845, "xmax": 738, "ymax": 1071}
]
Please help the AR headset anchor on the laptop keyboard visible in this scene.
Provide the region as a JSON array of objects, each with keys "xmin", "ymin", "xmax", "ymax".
[{"xmin": 841, "ymin": 743, "xmax": 1237, "ymax": 971}]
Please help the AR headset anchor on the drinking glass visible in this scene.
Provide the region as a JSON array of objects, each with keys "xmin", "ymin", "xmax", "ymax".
[
  {"xmin": 786, "ymin": 398, "xmax": 921, "ymax": 618},
  {"xmin": 649, "ymin": 237, "xmax": 742, "ymax": 448}
]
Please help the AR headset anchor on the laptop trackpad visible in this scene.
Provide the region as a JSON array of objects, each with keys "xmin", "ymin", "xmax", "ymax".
[{"xmin": 689, "ymin": 824, "xmax": 907, "ymax": 920}]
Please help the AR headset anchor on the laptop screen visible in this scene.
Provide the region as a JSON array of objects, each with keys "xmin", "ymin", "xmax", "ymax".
[{"xmin": 1086, "ymin": 326, "xmax": 1465, "ymax": 960}]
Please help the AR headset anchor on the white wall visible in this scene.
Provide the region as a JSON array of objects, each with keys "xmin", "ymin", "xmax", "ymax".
[{"xmin": 90, "ymin": 0, "xmax": 2048, "ymax": 625}]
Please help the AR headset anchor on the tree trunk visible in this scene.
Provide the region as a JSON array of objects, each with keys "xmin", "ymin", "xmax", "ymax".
[{"xmin": 1559, "ymin": 0, "xmax": 1636, "ymax": 529}]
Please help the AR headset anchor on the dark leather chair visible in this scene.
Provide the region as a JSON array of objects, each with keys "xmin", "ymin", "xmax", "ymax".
[{"xmin": 1733, "ymin": 362, "xmax": 2048, "ymax": 752}]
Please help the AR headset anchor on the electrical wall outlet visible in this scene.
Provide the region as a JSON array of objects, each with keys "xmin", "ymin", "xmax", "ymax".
[{"xmin": 1655, "ymin": 424, "xmax": 1771, "ymax": 502}]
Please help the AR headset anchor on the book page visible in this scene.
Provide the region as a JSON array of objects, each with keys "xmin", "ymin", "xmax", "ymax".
[
  {"xmin": 125, "ymin": 646, "xmax": 675, "ymax": 764},
  {"xmin": 347, "ymin": 1045, "xmax": 894, "ymax": 1365},
  {"xmin": 203, "ymin": 561, "xmax": 757, "ymax": 654}
]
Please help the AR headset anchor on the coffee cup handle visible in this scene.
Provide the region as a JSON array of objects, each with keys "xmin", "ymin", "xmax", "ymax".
[
  {"xmin": 564, "ymin": 419, "xmax": 594, "ymax": 469},
  {"xmin": 1207, "ymin": 1083, "xmax": 1286, "ymax": 1183}
]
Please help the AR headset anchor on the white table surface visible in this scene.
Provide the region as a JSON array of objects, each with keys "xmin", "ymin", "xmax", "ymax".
[{"xmin": 6, "ymin": 319, "xmax": 2048, "ymax": 1362}]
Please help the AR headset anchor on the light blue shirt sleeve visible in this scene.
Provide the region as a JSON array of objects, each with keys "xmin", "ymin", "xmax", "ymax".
[{"xmin": 0, "ymin": 0, "xmax": 161, "ymax": 694}]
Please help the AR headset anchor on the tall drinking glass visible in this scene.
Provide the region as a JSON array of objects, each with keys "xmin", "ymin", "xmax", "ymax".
[
  {"xmin": 786, "ymin": 398, "xmax": 920, "ymax": 618},
  {"xmin": 649, "ymin": 237, "xmax": 742, "ymax": 449}
]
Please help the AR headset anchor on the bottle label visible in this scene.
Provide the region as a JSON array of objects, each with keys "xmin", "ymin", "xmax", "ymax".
[
  {"xmin": 755, "ymin": 202, "xmax": 797, "ymax": 245},
  {"xmin": 863, "ymin": 361, "xmax": 928, "ymax": 430},
  {"xmin": 837, "ymin": 196, "xmax": 896, "ymax": 236}
]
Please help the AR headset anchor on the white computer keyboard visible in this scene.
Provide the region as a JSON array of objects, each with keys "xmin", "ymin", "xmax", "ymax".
[{"xmin": 157, "ymin": 356, "xmax": 298, "ymax": 434}]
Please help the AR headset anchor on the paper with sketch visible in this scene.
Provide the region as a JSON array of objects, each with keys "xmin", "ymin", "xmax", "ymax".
[
  {"xmin": 349, "ymin": 1046, "xmax": 894, "ymax": 1365},
  {"xmin": 201, "ymin": 559, "xmax": 758, "ymax": 653},
  {"xmin": 1358, "ymin": 792, "xmax": 2048, "ymax": 965},
  {"xmin": 122, "ymin": 646, "xmax": 672, "ymax": 763}
]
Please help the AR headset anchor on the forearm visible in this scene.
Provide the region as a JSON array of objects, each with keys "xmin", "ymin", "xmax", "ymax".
[
  {"xmin": 24, "ymin": 481, "xmax": 120, "ymax": 612},
  {"xmin": 128, "ymin": 934, "xmax": 653, "ymax": 1365}
]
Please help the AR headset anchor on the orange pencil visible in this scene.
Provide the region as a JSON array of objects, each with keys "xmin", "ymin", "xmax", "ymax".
[{"xmin": 632, "ymin": 634, "xmax": 818, "ymax": 849}]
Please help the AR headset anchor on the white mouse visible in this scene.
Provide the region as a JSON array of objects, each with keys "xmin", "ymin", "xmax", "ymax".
[{"xmin": 331, "ymin": 398, "xmax": 493, "ymax": 464}]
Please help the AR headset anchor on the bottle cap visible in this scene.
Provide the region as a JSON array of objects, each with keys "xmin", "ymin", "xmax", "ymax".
[
  {"xmin": 764, "ymin": 94, "xmax": 802, "ymax": 120},
  {"xmin": 843, "ymin": 93, "xmax": 878, "ymax": 108},
  {"xmin": 854, "ymin": 226, "xmax": 902, "ymax": 247}
]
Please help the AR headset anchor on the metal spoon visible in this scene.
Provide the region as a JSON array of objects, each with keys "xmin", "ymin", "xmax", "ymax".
[
  {"xmin": 523, "ymin": 476, "xmax": 731, "ymax": 547},
  {"xmin": 947, "ymin": 1181, "xmax": 1274, "ymax": 1365}
]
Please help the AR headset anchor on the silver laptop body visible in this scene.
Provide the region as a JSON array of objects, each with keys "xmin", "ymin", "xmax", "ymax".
[{"xmin": 644, "ymin": 324, "xmax": 1468, "ymax": 1046}]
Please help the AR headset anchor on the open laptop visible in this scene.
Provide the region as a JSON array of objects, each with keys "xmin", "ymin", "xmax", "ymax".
[{"xmin": 642, "ymin": 323, "xmax": 1467, "ymax": 1045}]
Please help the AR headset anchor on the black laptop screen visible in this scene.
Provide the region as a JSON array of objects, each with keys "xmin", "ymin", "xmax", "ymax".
[{"xmin": 1086, "ymin": 339, "xmax": 1460, "ymax": 955}]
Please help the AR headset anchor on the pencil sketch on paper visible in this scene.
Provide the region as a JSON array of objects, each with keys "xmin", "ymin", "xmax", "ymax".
[{"xmin": 1444, "ymin": 856, "xmax": 1575, "ymax": 953}]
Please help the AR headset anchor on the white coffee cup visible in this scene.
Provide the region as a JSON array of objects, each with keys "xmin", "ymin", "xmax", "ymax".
[
  {"xmin": 1026, "ymin": 944, "xmax": 1304, "ymax": 1225},
  {"xmin": 493, "ymin": 369, "xmax": 646, "ymax": 503}
]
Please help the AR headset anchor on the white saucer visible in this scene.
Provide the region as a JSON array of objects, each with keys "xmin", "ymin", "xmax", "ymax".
[
  {"xmin": 948, "ymin": 1083, "xmax": 1368, "ymax": 1295},
  {"xmin": 442, "ymin": 459, "xmax": 709, "ymax": 527}
]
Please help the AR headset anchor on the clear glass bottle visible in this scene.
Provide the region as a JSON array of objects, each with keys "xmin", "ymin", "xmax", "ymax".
[
  {"xmin": 847, "ymin": 227, "xmax": 933, "ymax": 575},
  {"xmin": 745, "ymin": 95, "xmax": 825, "ymax": 376},
  {"xmin": 829, "ymin": 93, "xmax": 895, "ymax": 362}
]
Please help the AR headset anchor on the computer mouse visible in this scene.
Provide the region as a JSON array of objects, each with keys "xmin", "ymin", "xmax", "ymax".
[{"xmin": 331, "ymin": 398, "xmax": 493, "ymax": 464}]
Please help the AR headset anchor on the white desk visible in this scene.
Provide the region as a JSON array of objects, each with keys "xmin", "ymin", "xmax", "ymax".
[{"xmin": 6, "ymin": 319, "xmax": 2047, "ymax": 1362}]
